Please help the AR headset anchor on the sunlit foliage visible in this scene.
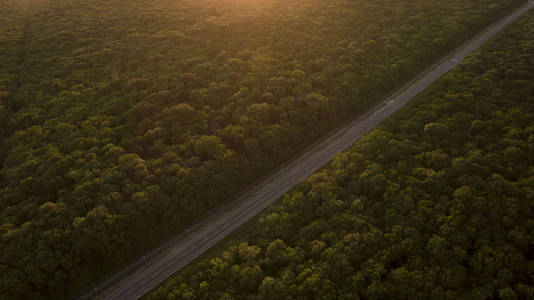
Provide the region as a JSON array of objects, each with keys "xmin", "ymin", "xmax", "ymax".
[
  {"xmin": 0, "ymin": 0, "xmax": 523, "ymax": 298},
  {"xmin": 149, "ymin": 9, "xmax": 534, "ymax": 300}
]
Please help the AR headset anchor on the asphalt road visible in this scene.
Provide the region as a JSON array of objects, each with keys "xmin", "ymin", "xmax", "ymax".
[{"xmin": 79, "ymin": 2, "xmax": 534, "ymax": 299}]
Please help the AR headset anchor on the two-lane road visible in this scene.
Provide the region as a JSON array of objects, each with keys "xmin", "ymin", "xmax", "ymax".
[{"xmin": 79, "ymin": 2, "xmax": 534, "ymax": 299}]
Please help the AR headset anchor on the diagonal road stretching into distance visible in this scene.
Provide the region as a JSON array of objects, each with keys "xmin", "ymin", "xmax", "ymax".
[{"xmin": 79, "ymin": 2, "xmax": 534, "ymax": 299}]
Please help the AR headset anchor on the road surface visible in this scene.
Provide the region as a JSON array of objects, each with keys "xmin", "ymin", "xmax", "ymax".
[{"xmin": 78, "ymin": 2, "xmax": 534, "ymax": 299}]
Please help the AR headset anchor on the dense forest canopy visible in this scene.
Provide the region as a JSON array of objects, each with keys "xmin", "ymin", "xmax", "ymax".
[
  {"xmin": 149, "ymin": 10, "xmax": 534, "ymax": 299},
  {"xmin": 0, "ymin": 0, "xmax": 525, "ymax": 298}
]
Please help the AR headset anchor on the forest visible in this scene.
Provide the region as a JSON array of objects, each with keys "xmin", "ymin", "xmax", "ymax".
[
  {"xmin": 0, "ymin": 0, "xmax": 525, "ymax": 298},
  {"xmin": 148, "ymin": 9, "xmax": 534, "ymax": 299}
]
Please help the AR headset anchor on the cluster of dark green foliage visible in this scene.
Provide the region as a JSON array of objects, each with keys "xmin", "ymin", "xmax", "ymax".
[
  {"xmin": 149, "ymin": 9, "xmax": 534, "ymax": 300},
  {"xmin": 0, "ymin": 0, "xmax": 524, "ymax": 298},
  {"xmin": 0, "ymin": 0, "xmax": 25, "ymax": 144}
]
